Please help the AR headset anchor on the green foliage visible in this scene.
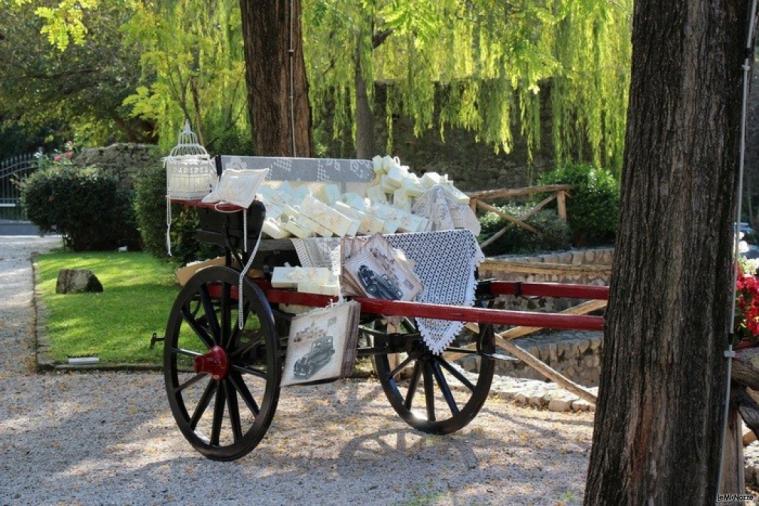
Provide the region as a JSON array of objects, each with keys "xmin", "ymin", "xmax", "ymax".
[
  {"xmin": 539, "ymin": 164, "xmax": 620, "ymax": 245},
  {"xmin": 478, "ymin": 204, "xmax": 571, "ymax": 256},
  {"xmin": 303, "ymin": 0, "xmax": 632, "ymax": 172},
  {"xmin": 35, "ymin": 250, "xmax": 176, "ymax": 364},
  {"xmin": 20, "ymin": 161, "xmax": 140, "ymax": 251},
  {"xmin": 0, "ymin": 2, "xmax": 151, "ymax": 146},
  {"xmin": 133, "ymin": 165, "xmax": 219, "ymax": 264},
  {"xmin": 12, "ymin": 0, "xmax": 632, "ymax": 174},
  {"xmin": 121, "ymin": 0, "xmax": 251, "ymax": 154}
]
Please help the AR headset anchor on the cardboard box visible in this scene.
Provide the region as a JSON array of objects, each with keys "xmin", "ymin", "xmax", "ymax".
[
  {"xmin": 176, "ymin": 257, "xmax": 263, "ymax": 286},
  {"xmin": 176, "ymin": 257, "xmax": 226, "ymax": 286}
]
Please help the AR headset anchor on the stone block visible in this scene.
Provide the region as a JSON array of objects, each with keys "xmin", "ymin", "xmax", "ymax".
[
  {"xmin": 548, "ymin": 398, "xmax": 573, "ymax": 412},
  {"xmin": 55, "ymin": 269, "xmax": 103, "ymax": 294},
  {"xmin": 571, "ymin": 399, "xmax": 594, "ymax": 412}
]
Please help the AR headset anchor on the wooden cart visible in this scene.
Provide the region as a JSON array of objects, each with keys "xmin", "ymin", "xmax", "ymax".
[{"xmin": 162, "ymin": 156, "xmax": 607, "ymax": 461}]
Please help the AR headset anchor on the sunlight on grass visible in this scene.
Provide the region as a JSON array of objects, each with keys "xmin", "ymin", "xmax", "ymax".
[{"xmin": 36, "ymin": 251, "xmax": 178, "ymax": 364}]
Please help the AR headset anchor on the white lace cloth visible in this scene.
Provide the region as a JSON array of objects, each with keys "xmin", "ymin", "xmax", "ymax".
[{"xmin": 292, "ymin": 230, "xmax": 484, "ymax": 354}]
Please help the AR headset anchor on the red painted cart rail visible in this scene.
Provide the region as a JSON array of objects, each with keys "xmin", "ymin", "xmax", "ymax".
[{"xmin": 210, "ymin": 279, "xmax": 607, "ymax": 332}]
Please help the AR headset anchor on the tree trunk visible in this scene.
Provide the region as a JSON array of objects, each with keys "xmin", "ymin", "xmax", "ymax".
[
  {"xmin": 354, "ymin": 44, "xmax": 374, "ymax": 159},
  {"xmin": 584, "ymin": 2, "xmax": 750, "ymax": 505},
  {"xmin": 239, "ymin": 0, "xmax": 312, "ymax": 156}
]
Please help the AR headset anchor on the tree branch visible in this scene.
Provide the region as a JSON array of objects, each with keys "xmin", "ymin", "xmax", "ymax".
[{"xmin": 372, "ymin": 28, "xmax": 393, "ymax": 48}]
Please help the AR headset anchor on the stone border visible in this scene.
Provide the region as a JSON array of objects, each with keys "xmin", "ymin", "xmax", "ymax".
[{"xmin": 485, "ymin": 373, "xmax": 596, "ymax": 413}]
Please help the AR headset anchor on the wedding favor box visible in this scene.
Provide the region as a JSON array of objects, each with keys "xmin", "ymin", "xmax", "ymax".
[{"xmin": 271, "ymin": 266, "xmax": 340, "ymax": 296}]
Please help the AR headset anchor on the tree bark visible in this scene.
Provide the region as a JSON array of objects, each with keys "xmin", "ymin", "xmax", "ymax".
[
  {"xmin": 584, "ymin": 2, "xmax": 750, "ymax": 505},
  {"xmin": 239, "ymin": 0, "xmax": 312, "ymax": 156},
  {"xmin": 354, "ymin": 45, "xmax": 374, "ymax": 159}
]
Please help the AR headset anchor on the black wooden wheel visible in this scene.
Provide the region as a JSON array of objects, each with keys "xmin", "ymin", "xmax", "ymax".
[
  {"xmin": 372, "ymin": 321, "xmax": 495, "ymax": 434},
  {"xmin": 163, "ymin": 266, "xmax": 280, "ymax": 461}
]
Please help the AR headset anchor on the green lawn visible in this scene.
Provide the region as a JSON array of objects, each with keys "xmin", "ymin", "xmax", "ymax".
[{"xmin": 35, "ymin": 251, "xmax": 179, "ymax": 364}]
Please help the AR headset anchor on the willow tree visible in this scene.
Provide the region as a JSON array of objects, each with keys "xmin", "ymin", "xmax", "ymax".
[
  {"xmin": 122, "ymin": 0, "xmax": 250, "ymax": 153},
  {"xmin": 584, "ymin": 0, "xmax": 750, "ymax": 503},
  {"xmin": 303, "ymin": 0, "xmax": 631, "ymax": 171}
]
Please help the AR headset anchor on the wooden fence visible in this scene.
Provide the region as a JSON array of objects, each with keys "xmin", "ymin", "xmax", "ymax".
[{"xmin": 468, "ymin": 184, "xmax": 573, "ymax": 248}]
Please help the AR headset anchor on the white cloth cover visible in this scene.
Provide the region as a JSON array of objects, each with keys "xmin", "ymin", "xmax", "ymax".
[
  {"xmin": 292, "ymin": 230, "xmax": 484, "ymax": 354},
  {"xmin": 201, "ymin": 168, "xmax": 269, "ymax": 208},
  {"xmin": 411, "ymin": 185, "xmax": 481, "ymax": 236}
]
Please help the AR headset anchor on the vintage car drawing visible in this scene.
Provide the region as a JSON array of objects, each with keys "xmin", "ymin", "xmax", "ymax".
[
  {"xmin": 357, "ymin": 264, "xmax": 403, "ymax": 300},
  {"xmin": 293, "ymin": 335, "xmax": 335, "ymax": 379}
]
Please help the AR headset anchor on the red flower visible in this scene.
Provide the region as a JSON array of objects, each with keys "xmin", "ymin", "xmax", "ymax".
[{"xmin": 736, "ymin": 270, "xmax": 759, "ymax": 340}]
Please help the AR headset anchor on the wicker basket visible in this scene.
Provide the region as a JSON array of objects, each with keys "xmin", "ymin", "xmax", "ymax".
[{"xmin": 164, "ymin": 121, "xmax": 217, "ymax": 200}]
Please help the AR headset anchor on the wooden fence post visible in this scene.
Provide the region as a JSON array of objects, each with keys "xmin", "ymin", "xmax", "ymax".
[{"xmin": 556, "ymin": 190, "xmax": 567, "ymax": 222}]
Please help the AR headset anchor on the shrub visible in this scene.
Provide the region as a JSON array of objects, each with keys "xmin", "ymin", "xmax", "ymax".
[
  {"xmin": 21, "ymin": 162, "xmax": 140, "ymax": 251},
  {"xmin": 478, "ymin": 204, "xmax": 572, "ymax": 256},
  {"xmin": 539, "ymin": 164, "xmax": 620, "ymax": 245},
  {"xmin": 133, "ymin": 166, "xmax": 219, "ymax": 264}
]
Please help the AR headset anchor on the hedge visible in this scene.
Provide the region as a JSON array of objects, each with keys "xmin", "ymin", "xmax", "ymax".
[{"xmin": 21, "ymin": 163, "xmax": 140, "ymax": 251}]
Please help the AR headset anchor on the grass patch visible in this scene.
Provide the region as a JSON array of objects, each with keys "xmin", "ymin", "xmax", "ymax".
[{"xmin": 35, "ymin": 251, "xmax": 178, "ymax": 364}]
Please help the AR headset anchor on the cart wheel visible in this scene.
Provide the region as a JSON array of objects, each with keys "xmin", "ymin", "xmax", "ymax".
[
  {"xmin": 372, "ymin": 322, "xmax": 495, "ymax": 434},
  {"xmin": 163, "ymin": 266, "xmax": 280, "ymax": 461}
]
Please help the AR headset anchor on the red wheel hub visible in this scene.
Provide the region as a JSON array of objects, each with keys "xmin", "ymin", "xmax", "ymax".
[{"xmin": 194, "ymin": 346, "xmax": 229, "ymax": 380}]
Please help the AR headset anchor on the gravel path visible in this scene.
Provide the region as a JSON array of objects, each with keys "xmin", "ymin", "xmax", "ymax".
[{"xmin": 0, "ymin": 236, "xmax": 594, "ymax": 505}]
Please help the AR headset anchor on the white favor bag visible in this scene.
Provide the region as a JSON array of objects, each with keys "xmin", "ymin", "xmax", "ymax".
[{"xmin": 201, "ymin": 168, "xmax": 269, "ymax": 208}]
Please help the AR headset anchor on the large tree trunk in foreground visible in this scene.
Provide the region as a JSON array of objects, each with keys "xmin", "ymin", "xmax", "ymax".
[
  {"xmin": 239, "ymin": 0, "xmax": 312, "ymax": 156},
  {"xmin": 584, "ymin": 2, "xmax": 749, "ymax": 504}
]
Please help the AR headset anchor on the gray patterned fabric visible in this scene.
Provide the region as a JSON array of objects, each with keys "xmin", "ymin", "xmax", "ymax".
[
  {"xmin": 218, "ymin": 155, "xmax": 374, "ymax": 183},
  {"xmin": 292, "ymin": 230, "xmax": 484, "ymax": 354}
]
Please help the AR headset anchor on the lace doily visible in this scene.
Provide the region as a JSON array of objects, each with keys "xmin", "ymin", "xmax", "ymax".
[{"xmin": 292, "ymin": 230, "xmax": 484, "ymax": 354}]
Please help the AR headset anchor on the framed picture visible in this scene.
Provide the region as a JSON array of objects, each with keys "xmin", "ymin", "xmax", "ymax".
[{"xmin": 281, "ymin": 301, "xmax": 361, "ymax": 386}]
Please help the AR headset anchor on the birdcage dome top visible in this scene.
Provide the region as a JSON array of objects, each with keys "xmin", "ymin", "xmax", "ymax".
[{"xmin": 166, "ymin": 120, "xmax": 210, "ymax": 158}]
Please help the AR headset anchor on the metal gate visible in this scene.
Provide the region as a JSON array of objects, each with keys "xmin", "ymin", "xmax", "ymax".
[{"xmin": 0, "ymin": 153, "xmax": 39, "ymax": 220}]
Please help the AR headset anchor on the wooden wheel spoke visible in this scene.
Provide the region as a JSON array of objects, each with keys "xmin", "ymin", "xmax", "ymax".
[
  {"xmin": 181, "ymin": 306, "xmax": 215, "ymax": 348},
  {"xmin": 220, "ymin": 282, "xmax": 231, "ymax": 348},
  {"xmin": 176, "ymin": 373, "xmax": 206, "ymax": 393},
  {"xmin": 190, "ymin": 380, "xmax": 217, "ymax": 430},
  {"xmin": 437, "ymin": 357, "xmax": 475, "ymax": 391},
  {"xmin": 230, "ymin": 331, "xmax": 263, "ymax": 359},
  {"xmin": 225, "ymin": 380, "xmax": 243, "ymax": 443},
  {"xmin": 228, "ymin": 372, "xmax": 260, "ymax": 416},
  {"xmin": 422, "ymin": 362, "xmax": 436, "ymax": 422},
  {"xmin": 388, "ymin": 354, "xmax": 415, "ymax": 379},
  {"xmin": 444, "ymin": 347, "xmax": 478, "ymax": 355},
  {"xmin": 431, "ymin": 360, "xmax": 459, "ymax": 415},
  {"xmin": 210, "ymin": 381, "xmax": 226, "ymax": 446},
  {"xmin": 199, "ymin": 285, "xmax": 222, "ymax": 341},
  {"xmin": 173, "ymin": 347, "xmax": 203, "ymax": 358},
  {"xmin": 232, "ymin": 364, "xmax": 268, "ymax": 379},
  {"xmin": 404, "ymin": 361, "xmax": 422, "ymax": 410}
]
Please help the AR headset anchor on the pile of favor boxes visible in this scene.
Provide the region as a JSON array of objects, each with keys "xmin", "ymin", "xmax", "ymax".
[{"xmin": 258, "ymin": 155, "xmax": 470, "ymax": 240}]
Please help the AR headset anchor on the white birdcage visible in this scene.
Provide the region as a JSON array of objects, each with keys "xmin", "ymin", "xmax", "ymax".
[{"xmin": 164, "ymin": 120, "xmax": 217, "ymax": 200}]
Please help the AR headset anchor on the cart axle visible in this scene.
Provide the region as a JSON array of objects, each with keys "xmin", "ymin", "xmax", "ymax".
[{"xmin": 193, "ymin": 345, "xmax": 229, "ymax": 380}]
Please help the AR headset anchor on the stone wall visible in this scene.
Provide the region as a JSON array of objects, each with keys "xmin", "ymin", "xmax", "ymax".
[{"xmin": 72, "ymin": 143, "xmax": 160, "ymax": 187}]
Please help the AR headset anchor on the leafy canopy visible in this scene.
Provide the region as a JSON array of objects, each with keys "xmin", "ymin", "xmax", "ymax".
[{"xmin": 11, "ymin": 0, "xmax": 631, "ymax": 173}]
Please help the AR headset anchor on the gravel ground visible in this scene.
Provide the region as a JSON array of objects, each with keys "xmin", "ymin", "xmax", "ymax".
[{"xmin": 0, "ymin": 236, "xmax": 595, "ymax": 506}]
